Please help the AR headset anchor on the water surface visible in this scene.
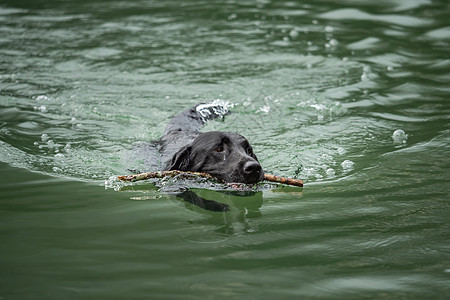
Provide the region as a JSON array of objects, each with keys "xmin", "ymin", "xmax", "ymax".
[{"xmin": 1, "ymin": 0, "xmax": 449, "ymax": 298}]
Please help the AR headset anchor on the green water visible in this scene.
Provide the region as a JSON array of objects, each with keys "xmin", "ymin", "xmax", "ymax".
[{"xmin": 1, "ymin": 0, "xmax": 449, "ymax": 298}]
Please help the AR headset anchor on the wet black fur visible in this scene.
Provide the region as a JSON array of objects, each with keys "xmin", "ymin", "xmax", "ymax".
[{"xmin": 158, "ymin": 103, "xmax": 264, "ymax": 184}]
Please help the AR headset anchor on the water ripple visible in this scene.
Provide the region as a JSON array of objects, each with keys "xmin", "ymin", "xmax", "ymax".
[{"xmin": 319, "ymin": 8, "xmax": 433, "ymax": 27}]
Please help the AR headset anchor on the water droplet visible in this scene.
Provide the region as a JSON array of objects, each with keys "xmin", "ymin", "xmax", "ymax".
[{"xmin": 41, "ymin": 133, "xmax": 49, "ymax": 142}]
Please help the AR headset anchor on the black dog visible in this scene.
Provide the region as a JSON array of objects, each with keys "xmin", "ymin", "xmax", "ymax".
[{"xmin": 158, "ymin": 102, "xmax": 264, "ymax": 184}]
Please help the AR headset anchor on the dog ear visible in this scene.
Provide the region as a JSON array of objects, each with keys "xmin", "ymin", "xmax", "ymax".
[{"xmin": 165, "ymin": 146, "xmax": 192, "ymax": 171}]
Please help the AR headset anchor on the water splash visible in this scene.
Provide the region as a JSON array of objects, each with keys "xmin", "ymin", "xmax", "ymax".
[{"xmin": 195, "ymin": 99, "xmax": 231, "ymax": 123}]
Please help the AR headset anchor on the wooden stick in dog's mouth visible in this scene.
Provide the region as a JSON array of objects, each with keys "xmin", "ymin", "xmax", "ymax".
[{"xmin": 117, "ymin": 171, "xmax": 303, "ymax": 187}]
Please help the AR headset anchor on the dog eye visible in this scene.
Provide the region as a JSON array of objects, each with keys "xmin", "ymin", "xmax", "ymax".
[
  {"xmin": 216, "ymin": 145, "xmax": 224, "ymax": 152},
  {"xmin": 246, "ymin": 147, "xmax": 253, "ymax": 155}
]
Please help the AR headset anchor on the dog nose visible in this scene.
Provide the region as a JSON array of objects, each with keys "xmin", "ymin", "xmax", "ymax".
[{"xmin": 243, "ymin": 161, "xmax": 262, "ymax": 176}]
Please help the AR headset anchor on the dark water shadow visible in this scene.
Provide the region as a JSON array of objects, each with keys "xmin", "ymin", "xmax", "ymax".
[{"xmin": 174, "ymin": 188, "xmax": 264, "ymax": 236}]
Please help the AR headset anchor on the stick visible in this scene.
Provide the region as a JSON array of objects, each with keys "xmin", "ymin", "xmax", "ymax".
[
  {"xmin": 117, "ymin": 170, "xmax": 216, "ymax": 182},
  {"xmin": 263, "ymin": 174, "xmax": 303, "ymax": 187},
  {"xmin": 118, "ymin": 171, "xmax": 303, "ymax": 187}
]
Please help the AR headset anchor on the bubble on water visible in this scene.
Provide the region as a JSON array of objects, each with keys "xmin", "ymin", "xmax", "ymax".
[
  {"xmin": 392, "ymin": 129, "xmax": 408, "ymax": 145},
  {"xmin": 336, "ymin": 147, "xmax": 346, "ymax": 155},
  {"xmin": 303, "ymin": 167, "xmax": 315, "ymax": 176},
  {"xmin": 227, "ymin": 13, "xmax": 237, "ymax": 20},
  {"xmin": 47, "ymin": 140, "xmax": 55, "ymax": 148},
  {"xmin": 52, "ymin": 166, "xmax": 62, "ymax": 172},
  {"xmin": 387, "ymin": 66, "xmax": 394, "ymax": 71},
  {"xmin": 34, "ymin": 105, "xmax": 47, "ymax": 113},
  {"xmin": 341, "ymin": 160, "xmax": 354, "ymax": 170},
  {"xmin": 54, "ymin": 153, "xmax": 64, "ymax": 159},
  {"xmin": 33, "ymin": 141, "xmax": 39, "ymax": 146},
  {"xmin": 325, "ymin": 25, "xmax": 334, "ymax": 33},
  {"xmin": 329, "ymin": 38, "xmax": 338, "ymax": 46},
  {"xmin": 35, "ymin": 95, "xmax": 49, "ymax": 101},
  {"xmin": 320, "ymin": 154, "xmax": 333, "ymax": 162},
  {"xmin": 320, "ymin": 164, "xmax": 329, "ymax": 170},
  {"xmin": 326, "ymin": 168, "xmax": 336, "ymax": 177},
  {"xmin": 289, "ymin": 29, "xmax": 299, "ymax": 39},
  {"xmin": 41, "ymin": 133, "xmax": 49, "ymax": 142}
]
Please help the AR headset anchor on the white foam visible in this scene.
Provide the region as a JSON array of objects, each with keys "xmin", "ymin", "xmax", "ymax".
[{"xmin": 195, "ymin": 99, "xmax": 230, "ymax": 121}]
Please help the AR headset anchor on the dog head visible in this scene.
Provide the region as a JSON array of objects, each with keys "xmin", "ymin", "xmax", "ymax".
[{"xmin": 165, "ymin": 131, "xmax": 264, "ymax": 184}]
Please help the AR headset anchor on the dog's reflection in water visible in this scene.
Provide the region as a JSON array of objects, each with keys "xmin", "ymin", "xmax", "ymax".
[{"xmin": 176, "ymin": 189, "xmax": 263, "ymax": 236}]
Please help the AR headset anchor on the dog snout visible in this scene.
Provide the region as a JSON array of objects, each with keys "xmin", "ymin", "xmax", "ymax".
[
  {"xmin": 243, "ymin": 161, "xmax": 261, "ymax": 174},
  {"xmin": 243, "ymin": 161, "xmax": 263, "ymax": 182}
]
